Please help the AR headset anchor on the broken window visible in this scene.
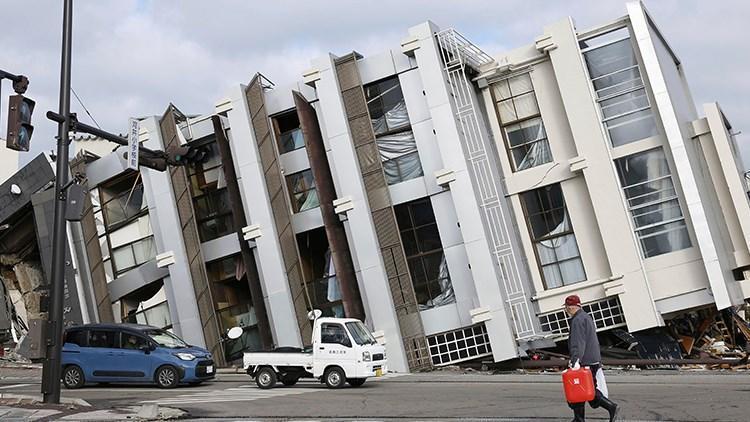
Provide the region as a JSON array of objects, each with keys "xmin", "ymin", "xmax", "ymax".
[
  {"xmin": 272, "ymin": 110, "xmax": 306, "ymax": 154},
  {"xmin": 98, "ymin": 173, "xmax": 155, "ymax": 279},
  {"xmin": 286, "ymin": 169, "xmax": 319, "ymax": 213},
  {"xmin": 206, "ymin": 254, "xmax": 261, "ymax": 361},
  {"xmin": 395, "ymin": 198, "xmax": 455, "ymax": 310},
  {"xmin": 187, "ymin": 140, "xmax": 234, "ymax": 241},
  {"xmin": 365, "ymin": 77, "xmax": 424, "ymax": 185},
  {"xmin": 581, "ymin": 27, "xmax": 659, "ymax": 147},
  {"xmin": 520, "ymin": 184, "xmax": 586, "ymax": 289},
  {"xmin": 492, "ymin": 73, "xmax": 552, "ymax": 171},
  {"xmin": 297, "ymin": 228, "xmax": 345, "ymax": 318},
  {"xmin": 615, "ymin": 148, "xmax": 691, "ymax": 258}
]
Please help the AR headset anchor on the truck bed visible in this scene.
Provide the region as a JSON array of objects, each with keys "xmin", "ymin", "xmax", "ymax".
[{"xmin": 243, "ymin": 351, "xmax": 314, "ymax": 369}]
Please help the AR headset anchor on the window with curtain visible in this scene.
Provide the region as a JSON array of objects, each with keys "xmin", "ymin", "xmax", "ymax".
[
  {"xmin": 520, "ymin": 184, "xmax": 586, "ymax": 289},
  {"xmin": 187, "ymin": 140, "xmax": 234, "ymax": 242},
  {"xmin": 492, "ymin": 73, "xmax": 552, "ymax": 171},
  {"xmin": 395, "ymin": 198, "xmax": 455, "ymax": 310},
  {"xmin": 581, "ymin": 27, "xmax": 659, "ymax": 147},
  {"xmin": 365, "ymin": 77, "xmax": 424, "ymax": 185},
  {"xmin": 286, "ymin": 169, "xmax": 319, "ymax": 213},
  {"xmin": 615, "ymin": 148, "xmax": 691, "ymax": 258}
]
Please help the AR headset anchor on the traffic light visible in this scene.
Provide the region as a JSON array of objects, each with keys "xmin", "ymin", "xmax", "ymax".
[
  {"xmin": 166, "ymin": 144, "xmax": 208, "ymax": 166},
  {"xmin": 6, "ymin": 94, "xmax": 35, "ymax": 151},
  {"xmin": 122, "ymin": 150, "xmax": 167, "ymax": 172}
]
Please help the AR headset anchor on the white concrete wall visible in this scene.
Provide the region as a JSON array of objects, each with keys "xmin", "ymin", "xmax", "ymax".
[
  {"xmin": 139, "ymin": 117, "xmax": 205, "ymax": 347},
  {"xmin": 222, "ymin": 85, "xmax": 304, "ymax": 348}
]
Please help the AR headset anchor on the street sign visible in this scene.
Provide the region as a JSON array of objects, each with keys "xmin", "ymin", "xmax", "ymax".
[{"xmin": 127, "ymin": 118, "xmax": 139, "ymax": 170}]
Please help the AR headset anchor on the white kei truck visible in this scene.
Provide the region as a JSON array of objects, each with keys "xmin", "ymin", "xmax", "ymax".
[{"xmin": 238, "ymin": 312, "xmax": 387, "ymax": 389}]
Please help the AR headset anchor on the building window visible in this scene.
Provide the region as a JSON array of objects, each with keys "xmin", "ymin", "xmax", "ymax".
[
  {"xmin": 492, "ymin": 73, "xmax": 552, "ymax": 171},
  {"xmin": 395, "ymin": 198, "xmax": 455, "ymax": 310},
  {"xmin": 286, "ymin": 169, "xmax": 319, "ymax": 213},
  {"xmin": 298, "ymin": 228, "xmax": 345, "ymax": 318},
  {"xmin": 520, "ymin": 184, "xmax": 586, "ymax": 289},
  {"xmin": 272, "ymin": 110, "xmax": 305, "ymax": 154},
  {"xmin": 206, "ymin": 255, "xmax": 261, "ymax": 361},
  {"xmin": 111, "ymin": 234, "xmax": 156, "ymax": 276},
  {"xmin": 615, "ymin": 148, "xmax": 691, "ymax": 258},
  {"xmin": 539, "ymin": 297, "xmax": 626, "ymax": 338},
  {"xmin": 581, "ymin": 27, "xmax": 658, "ymax": 147},
  {"xmin": 97, "ymin": 173, "xmax": 154, "ymax": 279},
  {"xmin": 187, "ymin": 140, "xmax": 234, "ymax": 242},
  {"xmin": 365, "ymin": 77, "xmax": 424, "ymax": 185}
]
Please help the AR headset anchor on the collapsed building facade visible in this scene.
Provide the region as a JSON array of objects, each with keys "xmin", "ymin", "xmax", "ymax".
[{"xmin": 2, "ymin": 2, "xmax": 749, "ymax": 370}]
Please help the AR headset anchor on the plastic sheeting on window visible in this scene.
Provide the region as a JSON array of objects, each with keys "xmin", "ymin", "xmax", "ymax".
[
  {"xmin": 514, "ymin": 121, "xmax": 552, "ymax": 171},
  {"xmin": 377, "ymin": 131, "xmax": 424, "ymax": 185},
  {"xmin": 371, "ymin": 99, "xmax": 411, "ymax": 135},
  {"xmin": 419, "ymin": 253, "xmax": 456, "ymax": 311},
  {"xmin": 323, "ymin": 249, "xmax": 345, "ymax": 318}
]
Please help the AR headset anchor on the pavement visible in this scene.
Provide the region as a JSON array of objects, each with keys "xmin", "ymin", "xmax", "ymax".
[{"xmin": 0, "ymin": 365, "xmax": 749, "ymax": 421}]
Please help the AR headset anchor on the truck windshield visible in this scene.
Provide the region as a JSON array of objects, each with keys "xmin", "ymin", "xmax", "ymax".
[
  {"xmin": 345, "ymin": 321, "xmax": 377, "ymax": 346},
  {"xmin": 144, "ymin": 329, "xmax": 189, "ymax": 349}
]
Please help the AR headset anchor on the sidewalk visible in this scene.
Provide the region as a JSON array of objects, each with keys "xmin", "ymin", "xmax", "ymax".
[{"xmin": 0, "ymin": 394, "xmax": 186, "ymax": 421}]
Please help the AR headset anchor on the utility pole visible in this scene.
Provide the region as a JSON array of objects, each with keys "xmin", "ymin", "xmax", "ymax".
[{"xmin": 42, "ymin": 0, "xmax": 73, "ymax": 404}]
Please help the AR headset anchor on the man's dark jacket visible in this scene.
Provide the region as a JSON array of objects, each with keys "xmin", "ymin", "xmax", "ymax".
[{"xmin": 568, "ymin": 309, "xmax": 601, "ymax": 365}]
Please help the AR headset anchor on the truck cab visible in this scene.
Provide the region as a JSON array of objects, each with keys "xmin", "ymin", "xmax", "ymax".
[{"xmin": 241, "ymin": 315, "xmax": 387, "ymax": 389}]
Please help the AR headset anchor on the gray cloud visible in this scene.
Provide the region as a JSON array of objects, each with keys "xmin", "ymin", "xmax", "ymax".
[{"xmin": 1, "ymin": 0, "xmax": 747, "ymax": 167}]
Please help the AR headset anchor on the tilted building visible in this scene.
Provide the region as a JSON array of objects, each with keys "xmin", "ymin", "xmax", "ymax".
[{"xmin": 2, "ymin": 1, "xmax": 748, "ymax": 371}]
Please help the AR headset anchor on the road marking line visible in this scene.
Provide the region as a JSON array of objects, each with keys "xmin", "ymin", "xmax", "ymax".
[{"xmin": 0, "ymin": 383, "xmax": 33, "ymax": 389}]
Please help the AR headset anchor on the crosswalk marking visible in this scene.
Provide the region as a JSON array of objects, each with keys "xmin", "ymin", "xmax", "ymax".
[
  {"xmin": 140, "ymin": 373, "xmax": 406, "ymax": 406},
  {"xmin": 140, "ymin": 384, "xmax": 322, "ymax": 405}
]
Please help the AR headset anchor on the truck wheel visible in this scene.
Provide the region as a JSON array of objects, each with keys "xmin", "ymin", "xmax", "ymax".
[
  {"xmin": 62, "ymin": 365, "xmax": 85, "ymax": 389},
  {"xmin": 324, "ymin": 367, "xmax": 346, "ymax": 389},
  {"xmin": 347, "ymin": 378, "xmax": 366, "ymax": 387},
  {"xmin": 255, "ymin": 367, "xmax": 277, "ymax": 389},
  {"xmin": 280, "ymin": 375, "xmax": 299, "ymax": 386},
  {"xmin": 155, "ymin": 365, "xmax": 180, "ymax": 389}
]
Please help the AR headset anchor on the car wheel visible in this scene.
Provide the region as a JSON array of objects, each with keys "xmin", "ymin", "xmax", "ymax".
[
  {"xmin": 62, "ymin": 365, "xmax": 85, "ymax": 389},
  {"xmin": 324, "ymin": 367, "xmax": 346, "ymax": 389},
  {"xmin": 280, "ymin": 375, "xmax": 299, "ymax": 386},
  {"xmin": 155, "ymin": 366, "xmax": 179, "ymax": 389},
  {"xmin": 347, "ymin": 378, "xmax": 366, "ymax": 387},
  {"xmin": 255, "ymin": 367, "xmax": 277, "ymax": 389}
]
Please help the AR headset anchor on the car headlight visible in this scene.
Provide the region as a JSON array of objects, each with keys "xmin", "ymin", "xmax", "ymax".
[
  {"xmin": 175, "ymin": 352, "xmax": 196, "ymax": 361},
  {"xmin": 363, "ymin": 351, "xmax": 371, "ymax": 362}
]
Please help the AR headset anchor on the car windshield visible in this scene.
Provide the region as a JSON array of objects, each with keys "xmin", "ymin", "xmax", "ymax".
[
  {"xmin": 345, "ymin": 321, "xmax": 378, "ymax": 346},
  {"xmin": 144, "ymin": 329, "xmax": 189, "ymax": 349}
]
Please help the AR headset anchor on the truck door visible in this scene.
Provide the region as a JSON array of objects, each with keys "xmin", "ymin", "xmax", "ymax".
[{"xmin": 313, "ymin": 323, "xmax": 355, "ymax": 378}]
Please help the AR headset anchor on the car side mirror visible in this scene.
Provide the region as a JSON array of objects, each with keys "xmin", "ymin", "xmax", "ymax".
[
  {"xmin": 340, "ymin": 338, "xmax": 352, "ymax": 348},
  {"xmin": 139, "ymin": 344, "xmax": 153, "ymax": 354}
]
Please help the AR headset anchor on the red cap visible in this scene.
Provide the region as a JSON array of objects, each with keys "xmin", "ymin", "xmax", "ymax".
[{"xmin": 564, "ymin": 295, "xmax": 581, "ymax": 307}]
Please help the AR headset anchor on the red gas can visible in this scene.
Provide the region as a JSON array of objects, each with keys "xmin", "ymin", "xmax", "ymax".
[{"xmin": 562, "ymin": 367, "xmax": 596, "ymax": 404}]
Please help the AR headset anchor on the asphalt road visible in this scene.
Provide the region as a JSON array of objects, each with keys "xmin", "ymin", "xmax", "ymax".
[{"xmin": 1, "ymin": 368, "xmax": 749, "ymax": 421}]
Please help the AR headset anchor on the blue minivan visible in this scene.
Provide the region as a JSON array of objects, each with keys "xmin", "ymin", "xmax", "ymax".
[{"xmin": 61, "ymin": 323, "xmax": 215, "ymax": 389}]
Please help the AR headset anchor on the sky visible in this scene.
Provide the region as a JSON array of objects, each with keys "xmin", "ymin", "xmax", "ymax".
[{"xmin": 1, "ymin": 0, "xmax": 748, "ymax": 167}]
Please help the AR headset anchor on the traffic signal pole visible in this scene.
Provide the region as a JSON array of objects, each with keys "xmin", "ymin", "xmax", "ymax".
[{"xmin": 42, "ymin": 0, "xmax": 73, "ymax": 404}]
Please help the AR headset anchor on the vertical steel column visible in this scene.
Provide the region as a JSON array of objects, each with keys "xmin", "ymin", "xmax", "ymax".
[
  {"xmin": 211, "ymin": 115, "xmax": 274, "ymax": 349},
  {"xmin": 42, "ymin": 0, "xmax": 73, "ymax": 404},
  {"xmin": 293, "ymin": 91, "xmax": 364, "ymax": 321}
]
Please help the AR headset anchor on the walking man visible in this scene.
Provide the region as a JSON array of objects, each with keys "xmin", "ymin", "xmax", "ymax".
[{"xmin": 565, "ymin": 295, "xmax": 619, "ymax": 422}]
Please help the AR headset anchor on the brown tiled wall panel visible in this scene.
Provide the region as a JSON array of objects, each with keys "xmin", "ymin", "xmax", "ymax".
[
  {"xmin": 334, "ymin": 53, "xmax": 431, "ymax": 371},
  {"xmin": 356, "ymin": 143, "xmax": 380, "ymax": 174},
  {"xmin": 245, "ymin": 75, "xmax": 313, "ymax": 343},
  {"xmin": 159, "ymin": 107, "xmax": 224, "ymax": 365}
]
